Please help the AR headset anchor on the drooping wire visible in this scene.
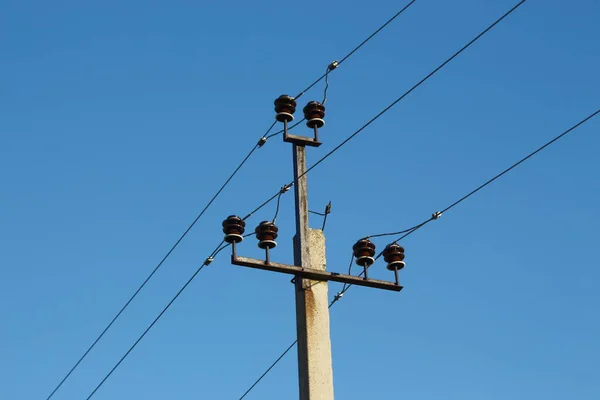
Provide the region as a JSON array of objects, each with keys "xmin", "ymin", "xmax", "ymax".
[
  {"xmin": 295, "ymin": 0, "xmax": 419, "ymax": 100},
  {"xmin": 272, "ymin": 194, "xmax": 283, "ymax": 223},
  {"xmin": 308, "ymin": 201, "xmax": 332, "ymax": 231},
  {"xmin": 322, "ymin": 67, "xmax": 331, "ymax": 105},
  {"xmin": 308, "ymin": 210, "xmax": 326, "ymax": 216},
  {"xmin": 245, "ymin": 184, "xmax": 292, "ymax": 222},
  {"xmin": 364, "ymin": 220, "xmax": 431, "ymax": 239},
  {"xmin": 340, "ymin": 253, "xmax": 356, "ymax": 294},
  {"xmin": 85, "ymin": 241, "xmax": 227, "ymax": 400},
  {"xmin": 243, "ymin": 192, "xmax": 282, "ymax": 221}
]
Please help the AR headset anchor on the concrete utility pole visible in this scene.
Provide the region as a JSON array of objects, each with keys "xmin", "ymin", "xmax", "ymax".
[
  {"xmin": 292, "ymin": 144, "xmax": 334, "ymax": 399},
  {"xmin": 224, "ymin": 95, "xmax": 402, "ymax": 400}
]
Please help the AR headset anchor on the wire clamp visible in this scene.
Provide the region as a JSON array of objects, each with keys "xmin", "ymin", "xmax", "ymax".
[
  {"xmin": 334, "ymin": 292, "xmax": 343, "ymax": 302},
  {"xmin": 328, "ymin": 60, "xmax": 339, "ymax": 71},
  {"xmin": 432, "ymin": 211, "xmax": 442, "ymax": 220},
  {"xmin": 204, "ymin": 256, "xmax": 215, "ymax": 266},
  {"xmin": 280, "ymin": 184, "xmax": 292, "ymax": 194},
  {"xmin": 257, "ymin": 137, "xmax": 268, "ymax": 147}
]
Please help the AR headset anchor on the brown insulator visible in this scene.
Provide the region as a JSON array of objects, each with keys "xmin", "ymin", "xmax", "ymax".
[
  {"xmin": 274, "ymin": 95, "xmax": 297, "ymax": 122},
  {"xmin": 303, "ymin": 101, "xmax": 325, "ymax": 128},
  {"xmin": 255, "ymin": 221, "xmax": 279, "ymax": 249},
  {"xmin": 383, "ymin": 243, "xmax": 406, "ymax": 271},
  {"xmin": 352, "ymin": 239, "xmax": 375, "ymax": 268},
  {"xmin": 222, "ymin": 215, "xmax": 246, "ymax": 243}
]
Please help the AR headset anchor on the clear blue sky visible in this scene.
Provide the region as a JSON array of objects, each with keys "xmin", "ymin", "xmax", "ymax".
[{"xmin": 1, "ymin": 0, "xmax": 599, "ymax": 399}]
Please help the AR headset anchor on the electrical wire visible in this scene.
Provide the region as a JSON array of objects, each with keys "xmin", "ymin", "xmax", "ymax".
[
  {"xmin": 322, "ymin": 67, "xmax": 331, "ymax": 105},
  {"xmin": 439, "ymin": 109, "xmax": 600, "ymax": 215},
  {"xmin": 244, "ymin": 185, "xmax": 291, "ymax": 222},
  {"xmin": 364, "ymin": 221, "xmax": 430, "ymax": 239},
  {"xmin": 238, "ymin": 340, "xmax": 298, "ymax": 400},
  {"xmin": 265, "ymin": 118, "xmax": 305, "ymax": 139},
  {"xmin": 237, "ymin": 263, "xmax": 357, "ymax": 400},
  {"xmin": 272, "ymin": 192, "xmax": 284, "ymax": 223},
  {"xmin": 308, "ymin": 210, "xmax": 326, "ymax": 216},
  {"xmin": 85, "ymin": 241, "xmax": 227, "ymax": 400},
  {"xmin": 44, "ymin": 141, "xmax": 262, "ymax": 400},
  {"xmin": 83, "ymin": 177, "xmax": 293, "ymax": 397},
  {"xmin": 245, "ymin": 0, "xmax": 527, "ymax": 244},
  {"xmin": 367, "ymin": 107, "xmax": 600, "ymax": 256},
  {"xmin": 235, "ymin": 7, "xmax": 538, "ymax": 394},
  {"xmin": 50, "ymin": 3, "xmax": 425, "ymax": 397},
  {"xmin": 295, "ymin": 0, "xmax": 418, "ymax": 100},
  {"xmin": 90, "ymin": 97, "xmax": 596, "ymax": 397},
  {"xmin": 296, "ymin": 0, "xmax": 527, "ymax": 183}
]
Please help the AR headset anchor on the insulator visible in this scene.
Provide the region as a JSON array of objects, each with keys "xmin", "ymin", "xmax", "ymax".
[
  {"xmin": 255, "ymin": 221, "xmax": 279, "ymax": 249},
  {"xmin": 303, "ymin": 101, "xmax": 325, "ymax": 128},
  {"xmin": 274, "ymin": 95, "xmax": 297, "ymax": 122},
  {"xmin": 222, "ymin": 215, "xmax": 246, "ymax": 243},
  {"xmin": 383, "ymin": 243, "xmax": 406, "ymax": 271},
  {"xmin": 353, "ymin": 239, "xmax": 375, "ymax": 268}
]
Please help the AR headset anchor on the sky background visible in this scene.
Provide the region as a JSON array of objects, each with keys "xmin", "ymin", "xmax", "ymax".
[{"xmin": 1, "ymin": 0, "xmax": 599, "ymax": 399}]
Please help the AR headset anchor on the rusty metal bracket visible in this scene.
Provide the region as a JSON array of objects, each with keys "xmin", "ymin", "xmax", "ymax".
[
  {"xmin": 231, "ymin": 254, "xmax": 402, "ymax": 292},
  {"xmin": 282, "ymin": 119, "xmax": 322, "ymax": 147},
  {"xmin": 283, "ymin": 132, "xmax": 322, "ymax": 147}
]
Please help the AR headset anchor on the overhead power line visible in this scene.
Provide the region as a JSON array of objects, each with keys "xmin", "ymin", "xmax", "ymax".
[
  {"xmin": 244, "ymin": 0, "xmax": 528, "ymax": 242},
  {"xmin": 57, "ymin": 3, "xmax": 421, "ymax": 398},
  {"xmin": 44, "ymin": 141, "xmax": 262, "ymax": 400},
  {"xmin": 237, "ymin": 107, "xmax": 600, "ymax": 399},
  {"xmin": 295, "ymin": 0, "xmax": 418, "ymax": 100},
  {"xmin": 85, "ymin": 241, "xmax": 227, "ymax": 400}
]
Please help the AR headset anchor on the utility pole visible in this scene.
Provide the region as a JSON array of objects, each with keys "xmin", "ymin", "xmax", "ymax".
[
  {"xmin": 292, "ymin": 143, "xmax": 334, "ymax": 399},
  {"xmin": 222, "ymin": 94, "xmax": 404, "ymax": 400}
]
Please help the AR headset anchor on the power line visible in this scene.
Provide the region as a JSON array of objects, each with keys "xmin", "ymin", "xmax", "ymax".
[
  {"xmin": 56, "ymin": 3, "xmax": 423, "ymax": 396},
  {"xmin": 438, "ymin": 109, "xmax": 600, "ymax": 215},
  {"xmin": 296, "ymin": 0, "xmax": 527, "ymax": 182},
  {"xmin": 238, "ymin": 108, "xmax": 600, "ymax": 398},
  {"xmin": 238, "ymin": 341, "xmax": 298, "ymax": 400},
  {"xmin": 85, "ymin": 241, "xmax": 227, "ymax": 399},
  {"xmin": 265, "ymin": 118, "xmax": 305, "ymax": 140},
  {"xmin": 44, "ymin": 140, "xmax": 263, "ymax": 400},
  {"xmin": 294, "ymin": 0, "xmax": 418, "ymax": 100},
  {"xmin": 245, "ymin": 0, "xmax": 527, "ymax": 241},
  {"xmin": 371, "ymin": 107, "xmax": 600, "ymax": 251}
]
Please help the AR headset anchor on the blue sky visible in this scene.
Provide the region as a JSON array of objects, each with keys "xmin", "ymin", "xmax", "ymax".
[{"xmin": 1, "ymin": 0, "xmax": 599, "ymax": 399}]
